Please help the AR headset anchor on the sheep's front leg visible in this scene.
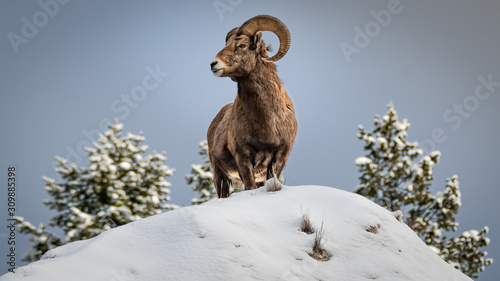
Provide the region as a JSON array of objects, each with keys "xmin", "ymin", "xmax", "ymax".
[
  {"xmin": 213, "ymin": 164, "xmax": 230, "ymax": 198},
  {"xmin": 215, "ymin": 172, "xmax": 231, "ymax": 198},
  {"xmin": 235, "ymin": 153, "xmax": 257, "ymax": 190},
  {"xmin": 266, "ymin": 161, "xmax": 276, "ymax": 181}
]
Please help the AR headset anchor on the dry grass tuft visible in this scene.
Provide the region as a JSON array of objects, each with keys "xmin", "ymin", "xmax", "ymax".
[
  {"xmin": 366, "ymin": 224, "xmax": 381, "ymax": 234},
  {"xmin": 308, "ymin": 222, "xmax": 331, "ymax": 261},
  {"xmin": 300, "ymin": 213, "xmax": 314, "ymax": 234}
]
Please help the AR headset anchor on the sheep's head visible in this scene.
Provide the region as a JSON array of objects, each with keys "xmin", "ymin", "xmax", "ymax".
[{"xmin": 210, "ymin": 15, "xmax": 290, "ymax": 80}]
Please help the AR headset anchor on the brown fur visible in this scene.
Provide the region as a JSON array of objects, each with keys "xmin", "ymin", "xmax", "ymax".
[{"xmin": 208, "ymin": 30, "xmax": 297, "ymax": 198}]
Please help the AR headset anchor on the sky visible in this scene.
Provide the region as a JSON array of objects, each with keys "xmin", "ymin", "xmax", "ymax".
[{"xmin": 0, "ymin": 0, "xmax": 499, "ymax": 279}]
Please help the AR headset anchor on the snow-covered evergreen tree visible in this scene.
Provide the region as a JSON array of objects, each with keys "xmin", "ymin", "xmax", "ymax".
[
  {"xmin": 355, "ymin": 103, "xmax": 492, "ymax": 279},
  {"xmin": 16, "ymin": 120, "xmax": 176, "ymax": 261},
  {"xmin": 186, "ymin": 140, "xmax": 217, "ymax": 204},
  {"xmin": 186, "ymin": 140, "xmax": 244, "ymax": 204}
]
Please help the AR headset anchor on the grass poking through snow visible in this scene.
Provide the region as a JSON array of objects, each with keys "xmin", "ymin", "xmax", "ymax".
[
  {"xmin": 300, "ymin": 213, "xmax": 314, "ymax": 235},
  {"xmin": 309, "ymin": 222, "xmax": 331, "ymax": 261}
]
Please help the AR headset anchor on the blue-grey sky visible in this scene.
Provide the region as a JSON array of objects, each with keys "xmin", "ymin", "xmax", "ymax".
[{"xmin": 1, "ymin": 0, "xmax": 499, "ymax": 279}]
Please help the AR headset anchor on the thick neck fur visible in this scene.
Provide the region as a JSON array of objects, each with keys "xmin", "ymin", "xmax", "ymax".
[{"xmin": 235, "ymin": 60, "xmax": 286, "ymax": 114}]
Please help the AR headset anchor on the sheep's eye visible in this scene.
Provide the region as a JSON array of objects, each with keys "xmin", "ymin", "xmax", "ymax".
[{"xmin": 238, "ymin": 44, "xmax": 246, "ymax": 49}]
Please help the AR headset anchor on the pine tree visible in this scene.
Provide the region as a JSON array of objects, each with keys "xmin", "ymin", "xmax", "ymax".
[
  {"xmin": 186, "ymin": 140, "xmax": 218, "ymax": 204},
  {"xmin": 16, "ymin": 120, "xmax": 176, "ymax": 261},
  {"xmin": 355, "ymin": 103, "xmax": 492, "ymax": 279}
]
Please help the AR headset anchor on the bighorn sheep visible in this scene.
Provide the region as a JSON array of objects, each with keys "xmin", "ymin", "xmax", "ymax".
[{"xmin": 208, "ymin": 15, "xmax": 297, "ymax": 198}]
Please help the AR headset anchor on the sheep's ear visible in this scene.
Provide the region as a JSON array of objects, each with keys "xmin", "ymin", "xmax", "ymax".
[{"xmin": 253, "ymin": 31, "xmax": 263, "ymax": 49}]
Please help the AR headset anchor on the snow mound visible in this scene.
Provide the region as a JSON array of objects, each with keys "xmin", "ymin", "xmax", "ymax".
[{"xmin": 1, "ymin": 182, "xmax": 470, "ymax": 281}]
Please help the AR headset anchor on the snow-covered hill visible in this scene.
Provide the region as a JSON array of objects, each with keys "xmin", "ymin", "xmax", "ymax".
[{"xmin": 1, "ymin": 181, "xmax": 471, "ymax": 281}]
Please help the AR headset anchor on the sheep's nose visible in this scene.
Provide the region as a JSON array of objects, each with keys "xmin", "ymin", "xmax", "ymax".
[{"xmin": 210, "ymin": 59, "xmax": 225, "ymax": 76}]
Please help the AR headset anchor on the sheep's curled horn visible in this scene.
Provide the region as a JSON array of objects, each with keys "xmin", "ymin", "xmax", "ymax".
[{"xmin": 225, "ymin": 15, "xmax": 291, "ymax": 62}]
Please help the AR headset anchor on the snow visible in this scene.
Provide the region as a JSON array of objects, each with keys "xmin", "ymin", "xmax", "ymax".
[
  {"xmin": 394, "ymin": 119, "xmax": 410, "ymax": 132},
  {"xmin": 1, "ymin": 182, "xmax": 471, "ymax": 281},
  {"xmin": 354, "ymin": 156, "xmax": 372, "ymax": 166},
  {"xmin": 430, "ymin": 150, "xmax": 442, "ymax": 160},
  {"xmin": 119, "ymin": 162, "xmax": 132, "ymax": 170},
  {"xmin": 375, "ymin": 137, "xmax": 388, "ymax": 149}
]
